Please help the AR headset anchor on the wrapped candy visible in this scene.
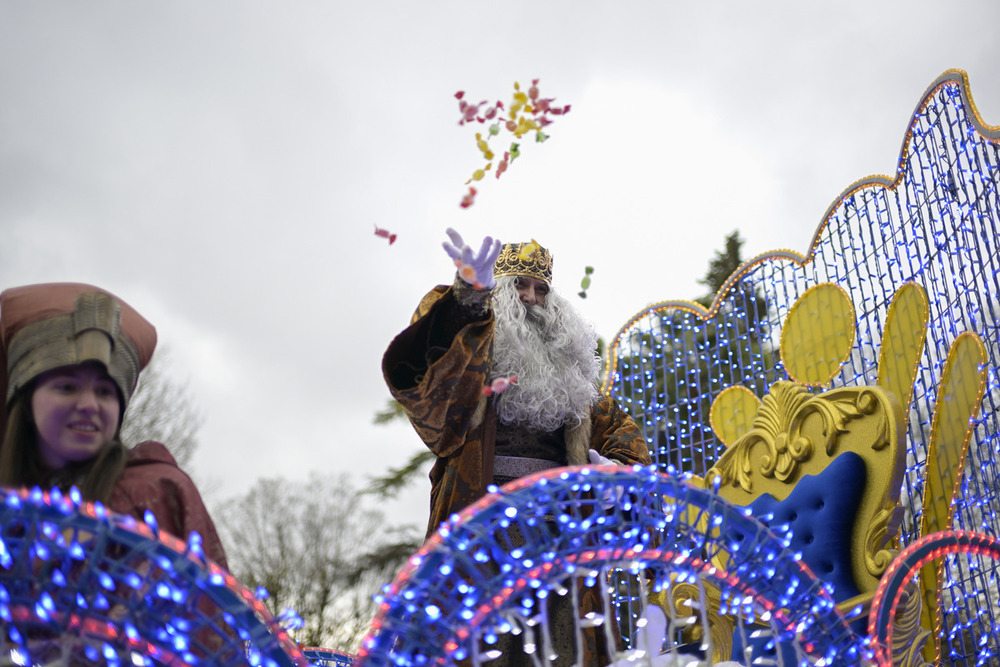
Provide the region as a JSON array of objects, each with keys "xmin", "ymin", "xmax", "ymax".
[
  {"xmin": 456, "ymin": 79, "xmax": 570, "ymax": 208},
  {"xmin": 482, "ymin": 375, "xmax": 517, "ymax": 396}
]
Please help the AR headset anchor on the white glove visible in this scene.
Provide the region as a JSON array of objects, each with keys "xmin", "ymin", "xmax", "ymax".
[
  {"xmin": 442, "ymin": 228, "xmax": 501, "ymax": 289},
  {"xmin": 589, "ymin": 449, "xmax": 622, "ymax": 509},
  {"xmin": 588, "ymin": 449, "xmax": 615, "ymax": 467}
]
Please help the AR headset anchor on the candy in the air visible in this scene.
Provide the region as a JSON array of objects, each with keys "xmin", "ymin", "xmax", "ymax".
[
  {"xmin": 578, "ymin": 266, "xmax": 594, "ymax": 298},
  {"xmin": 495, "ymin": 153, "xmax": 509, "ymax": 179},
  {"xmin": 455, "ymin": 91, "xmax": 486, "ymax": 125},
  {"xmin": 482, "ymin": 375, "xmax": 518, "ymax": 396},
  {"xmin": 459, "ymin": 187, "xmax": 477, "ymax": 209},
  {"xmin": 466, "ymin": 164, "xmax": 491, "ymax": 184},
  {"xmin": 374, "ymin": 226, "xmax": 397, "ymax": 245},
  {"xmin": 475, "ymin": 133, "xmax": 494, "ymax": 160},
  {"xmin": 517, "ymin": 240, "xmax": 541, "ymax": 261},
  {"xmin": 456, "ymin": 78, "xmax": 570, "ymax": 208},
  {"xmin": 454, "ymin": 258, "xmax": 484, "ymax": 290}
]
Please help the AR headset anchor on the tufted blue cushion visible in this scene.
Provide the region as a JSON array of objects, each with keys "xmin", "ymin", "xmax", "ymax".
[{"xmin": 729, "ymin": 452, "xmax": 867, "ymax": 662}]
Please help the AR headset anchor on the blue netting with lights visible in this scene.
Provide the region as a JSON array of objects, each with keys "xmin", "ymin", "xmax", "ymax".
[
  {"xmin": 301, "ymin": 647, "xmax": 355, "ymax": 666},
  {"xmin": 605, "ymin": 70, "xmax": 1000, "ymax": 664},
  {"xmin": 0, "ymin": 485, "xmax": 305, "ymax": 667},
  {"xmin": 357, "ymin": 465, "xmax": 867, "ymax": 666},
  {"xmin": 869, "ymin": 530, "xmax": 1000, "ymax": 667}
]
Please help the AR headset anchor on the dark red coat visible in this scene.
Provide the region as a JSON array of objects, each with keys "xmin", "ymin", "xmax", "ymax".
[{"xmin": 109, "ymin": 441, "xmax": 228, "ymax": 569}]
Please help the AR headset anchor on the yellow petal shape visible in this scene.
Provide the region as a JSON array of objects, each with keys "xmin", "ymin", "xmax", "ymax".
[
  {"xmin": 710, "ymin": 386, "xmax": 762, "ymax": 448},
  {"xmin": 876, "ymin": 282, "xmax": 929, "ymax": 419},
  {"xmin": 918, "ymin": 331, "xmax": 987, "ymax": 664},
  {"xmin": 780, "ymin": 282, "xmax": 856, "ymax": 386}
]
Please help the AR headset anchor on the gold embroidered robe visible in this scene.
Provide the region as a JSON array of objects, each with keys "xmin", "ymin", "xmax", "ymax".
[{"xmin": 382, "ymin": 283, "xmax": 651, "ymax": 538}]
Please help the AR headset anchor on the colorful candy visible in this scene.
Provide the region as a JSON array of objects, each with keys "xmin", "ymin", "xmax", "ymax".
[
  {"xmin": 374, "ymin": 226, "xmax": 397, "ymax": 245},
  {"xmin": 578, "ymin": 266, "xmax": 594, "ymax": 298},
  {"xmin": 454, "ymin": 259, "xmax": 483, "ymax": 290},
  {"xmin": 459, "ymin": 187, "xmax": 477, "ymax": 209},
  {"xmin": 456, "ymin": 79, "xmax": 570, "ymax": 208},
  {"xmin": 482, "ymin": 375, "xmax": 518, "ymax": 396},
  {"xmin": 517, "ymin": 239, "xmax": 541, "ymax": 261}
]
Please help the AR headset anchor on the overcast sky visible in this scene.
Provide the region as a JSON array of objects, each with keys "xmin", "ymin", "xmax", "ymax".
[{"xmin": 2, "ymin": 1, "xmax": 999, "ymax": 529}]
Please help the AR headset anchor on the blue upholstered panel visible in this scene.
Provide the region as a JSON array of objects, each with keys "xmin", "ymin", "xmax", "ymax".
[
  {"xmin": 729, "ymin": 452, "xmax": 867, "ymax": 662},
  {"xmin": 739, "ymin": 451, "xmax": 866, "ymax": 600}
]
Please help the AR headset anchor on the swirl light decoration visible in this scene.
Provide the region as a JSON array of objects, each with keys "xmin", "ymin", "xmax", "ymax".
[
  {"xmin": 0, "ymin": 485, "xmax": 305, "ymax": 667},
  {"xmin": 604, "ymin": 69, "xmax": 1000, "ymax": 661},
  {"xmin": 356, "ymin": 465, "xmax": 867, "ymax": 666},
  {"xmin": 869, "ymin": 530, "xmax": 1000, "ymax": 667}
]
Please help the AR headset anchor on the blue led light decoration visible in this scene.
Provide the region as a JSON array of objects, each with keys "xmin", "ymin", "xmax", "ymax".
[
  {"xmin": 603, "ymin": 69, "xmax": 1000, "ymax": 664},
  {"xmin": 301, "ymin": 647, "xmax": 356, "ymax": 666},
  {"xmin": 0, "ymin": 486, "xmax": 305, "ymax": 667},
  {"xmin": 356, "ymin": 465, "xmax": 868, "ymax": 666},
  {"xmin": 868, "ymin": 530, "xmax": 1000, "ymax": 667}
]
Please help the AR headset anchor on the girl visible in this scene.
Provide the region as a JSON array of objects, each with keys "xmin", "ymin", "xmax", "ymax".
[{"xmin": 0, "ymin": 282, "xmax": 227, "ymax": 567}]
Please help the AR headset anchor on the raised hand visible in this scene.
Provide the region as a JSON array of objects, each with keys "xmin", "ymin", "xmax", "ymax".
[{"xmin": 442, "ymin": 228, "xmax": 501, "ymax": 290}]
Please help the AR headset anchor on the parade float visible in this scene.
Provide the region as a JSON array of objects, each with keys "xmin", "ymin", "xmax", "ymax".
[{"xmin": 3, "ymin": 69, "xmax": 998, "ymax": 666}]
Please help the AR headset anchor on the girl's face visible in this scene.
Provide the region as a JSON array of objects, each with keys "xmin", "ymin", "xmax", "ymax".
[{"xmin": 30, "ymin": 364, "xmax": 120, "ymax": 469}]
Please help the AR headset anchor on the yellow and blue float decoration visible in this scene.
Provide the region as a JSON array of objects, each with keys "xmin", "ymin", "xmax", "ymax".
[
  {"xmin": 600, "ymin": 68, "xmax": 998, "ymax": 665},
  {"xmin": 358, "ymin": 68, "xmax": 999, "ymax": 666}
]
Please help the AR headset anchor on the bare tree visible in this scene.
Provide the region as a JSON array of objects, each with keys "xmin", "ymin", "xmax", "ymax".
[
  {"xmin": 215, "ymin": 473, "xmax": 421, "ymax": 652},
  {"xmin": 120, "ymin": 349, "xmax": 204, "ymax": 469}
]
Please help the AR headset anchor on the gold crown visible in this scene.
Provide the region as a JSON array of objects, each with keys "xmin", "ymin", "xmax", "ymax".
[{"xmin": 493, "ymin": 240, "xmax": 553, "ymax": 283}]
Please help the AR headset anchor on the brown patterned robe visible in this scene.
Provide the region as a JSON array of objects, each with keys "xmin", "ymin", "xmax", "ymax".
[
  {"xmin": 382, "ymin": 282, "xmax": 651, "ymax": 538},
  {"xmin": 384, "ymin": 282, "xmax": 651, "ymax": 664},
  {"xmin": 385, "ymin": 283, "xmax": 653, "ymax": 665}
]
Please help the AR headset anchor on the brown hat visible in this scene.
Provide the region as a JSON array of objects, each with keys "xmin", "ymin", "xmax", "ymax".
[{"xmin": 0, "ymin": 283, "xmax": 157, "ymax": 435}]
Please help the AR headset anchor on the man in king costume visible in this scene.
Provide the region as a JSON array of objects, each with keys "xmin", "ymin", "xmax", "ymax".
[{"xmin": 382, "ymin": 228, "xmax": 651, "ymax": 665}]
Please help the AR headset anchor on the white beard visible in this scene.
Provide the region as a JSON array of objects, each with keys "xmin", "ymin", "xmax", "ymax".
[{"xmin": 490, "ymin": 277, "xmax": 600, "ymax": 431}]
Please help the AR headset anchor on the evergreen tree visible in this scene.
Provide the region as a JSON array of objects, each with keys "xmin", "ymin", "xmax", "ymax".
[{"xmin": 613, "ymin": 231, "xmax": 776, "ymax": 476}]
